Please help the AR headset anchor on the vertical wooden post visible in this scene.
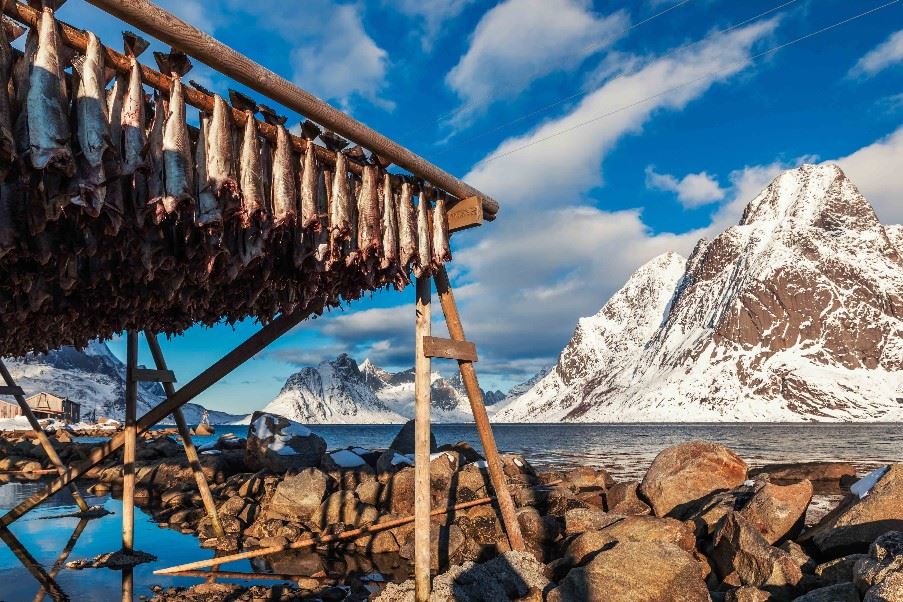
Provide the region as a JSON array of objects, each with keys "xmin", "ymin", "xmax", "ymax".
[
  {"xmin": 0, "ymin": 360, "xmax": 90, "ymax": 513},
  {"xmin": 121, "ymin": 566, "xmax": 134, "ymax": 602},
  {"xmin": 414, "ymin": 275, "xmax": 432, "ymax": 602},
  {"xmin": 143, "ymin": 330, "xmax": 226, "ymax": 539},
  {"xmin": 122, "ymin": 330, "xmax": 138, "ymax": 554},
  {"xmin": 433, "ymin": 267, "xmax": 525, "ymax": 552}
]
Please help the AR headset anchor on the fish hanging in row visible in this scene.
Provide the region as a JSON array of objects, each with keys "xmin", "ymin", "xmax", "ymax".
[{"xmin": 154, "ymin": 50, "xmax": 193, "ymax": 220}]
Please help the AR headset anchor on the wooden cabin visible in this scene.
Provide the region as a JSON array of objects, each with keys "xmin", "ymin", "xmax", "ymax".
[
  {"xmin": 24, "ymin": 392, "xmax": 80, "ymax": 423},
  {"xmin": 0, "ymin": 398, "xmax": 19, "ymax": 419}
]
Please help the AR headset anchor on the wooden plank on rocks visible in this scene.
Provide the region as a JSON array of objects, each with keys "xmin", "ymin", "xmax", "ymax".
[
  {"xmin": 132, "ymin": 368, "xmax": 176, "ymax": 383},
  {"xmin": 423, "ymin": 336, "xmax": 478, "ymax": 362}
]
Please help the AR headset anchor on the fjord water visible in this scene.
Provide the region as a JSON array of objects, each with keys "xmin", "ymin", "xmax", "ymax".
[{"xmin": 1, "ymin": 422, "xmax": 901, "ymax": 601}]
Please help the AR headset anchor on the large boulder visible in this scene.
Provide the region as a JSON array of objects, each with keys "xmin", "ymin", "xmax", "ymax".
[
  {"xmin": 600, "ymin": 515, "xmax": 696, "ymax": 552},
  {"xmin": 801, "ymin": 464, "xmax": 903, "ymax": 556},
  {"xmin": 264, "ymin": 468, "xmax": 332, "ymax": 523},
  {"xmin": 564, "ymin": 507, "xmax": 623, "ymax": 536},
  {"xmin": 317, "ymin": 491, "xmax": 378, "ymax": 531},
  {"xmin": 749, "ymin": 462, "xmax": 857, "ymax": 493},
  {"xmin": 712, "ymin": 512, "xmax": 802, "ymax": 589},
  {"xmin": 607, "ymin": 481, "xmax": 652, "ymax": 515},
  {"xmin": 853, "ymin": 531, "xmax": 903, "ymax": 592},
  {"xmin": 793, "ymin": 582, "xmax": 859, "ymax": 602},
  {"xmin": 639, "ymin": 440, "xmax": 747, "ymax": 518},
  {"xmin": 738, "ymin": 480, "xmax": 813, "ymax": 544},
  {"xmin": 864, "ymin": 572, "xmax": 903, "ymax": 602},
  {"xmin": 245, "ymin": 412, "xmax": 326, "ymax": 472},
  {"xmin": 388, "ymin": 419, "xmax": 437, "ymax": 456},
  {"xmin": 549, "ymin": 541, "xmax": 710, "ymax": 602}
]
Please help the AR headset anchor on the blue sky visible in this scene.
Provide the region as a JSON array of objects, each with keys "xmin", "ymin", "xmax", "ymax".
[{"xmin": 63, "ymin": 0, "xmax": 903, "ymax": 414}]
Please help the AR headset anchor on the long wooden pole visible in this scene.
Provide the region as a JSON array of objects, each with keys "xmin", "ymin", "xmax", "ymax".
[
  {"xmin": 33, "ymin": 518, "xmax": 89, "ymax": 602},
  {"xmin": 0, "ymin": 359, "xmax": 90, "ymax": 513},
  {"xmin": 121, "ymin": 330, "xmax": 138, "ymax": 554},
  {"xmin": 414, "ymin": 275, "xmax": 432, "ymax": 601},
  {"xmin": 155, "ymin": 494, "xmax": 497, "ymax": 575},
  {"xmin": 433, "ymin": 267, "xmax": 525, "ymax": 552},
  {"xmin": 0, "ymin": 310, "xmax": 307, "ymax": 527},
  {"xmin": 143, "ymin": 330, "xmax": 225, "ymax": 540},
  {"xmin": 0, "ymin": 527, "xmax": 68, "ymax": 601},
  {"xmin": 81, "ymin": 0, "xmax": 499, "ymax": 220}
]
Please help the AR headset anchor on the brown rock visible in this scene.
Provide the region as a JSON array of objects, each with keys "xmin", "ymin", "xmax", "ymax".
[
  {"xmin": 398, "ymin": 523, "xmax": 466, "ymax": 571},
  {"xmin": 607, "ymin": 481, "xmax": 653, "ymax": 515},
  {"xmin": 564, "ymin": 507, "xmax": 623, "ymax": 536},
  {"xmin": 864, "ymin": 571, "xmax": 903, "ymax": 602},
  {"xmin": 779, "ymin": 540, "xmax": 815, "ymax": 573},
  {"xmin": 389, "ymin": 419, "xmax": 437, "ymax": 455},
  {"xmin": 317, "ymin": 491, "xmax": 378, "ymax": 530},
  {"xmin": 565, "ymin": 530, "xmax": 618, "ymax": 566},
  {"xmin": 853, "ymin": 531, "xmax": 903, "ymax": 591},
  {"xmin": 264, "ymin": 468, "xmax": 332, "ymax": 523},
  {"xmin": 802, "ymin": 464, "xmax": 903, "ymax": 556},
  {"xmin": 550, "ymin": 541, "xmax": 710, "ymax": 602},
  {"xmin": 640, "ymin": 440, "xmax": 748, "ymax": 518},
  {"xmin": 601, "ymin": 515, "xmax": 696, "ymax": 552},
  {"xmin": 749, "ymin": 462, "xmax": 856, "ymax": 493},
  {"xmin": 564, "ymin": 466, "xmax": 614, "ymax": 490},
  {"xmin": 724, "ymin": 587, "xmax": 771, "ymax": 602},
  {"xmin": 712, "ymin": 512, "xmax": 802, "ymax": 588},
  {"xmin": 814, "ymin": 554, "xmax": 867, "ymax": 584},
  {"xmin": 738, "ymin": 480, "xmax": 813, "ymax": 544},
  {"xmin": 793, "ymin": 582, "xmax": 859, "ymax": 602},
  {"xmin": 517, "ymin": 507, "xmax": 561, "ymax": 545},
  {"xmin": 355, "ymin": 479, "xmax": 382, "ymax": 506}
]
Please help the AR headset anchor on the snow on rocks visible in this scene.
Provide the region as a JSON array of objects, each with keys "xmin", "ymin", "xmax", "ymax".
[{"xmin": 244, "ymin": 411, "xmax": 326, "ymax": 472}]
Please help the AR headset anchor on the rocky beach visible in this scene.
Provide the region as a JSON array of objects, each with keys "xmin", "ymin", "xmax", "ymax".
[{"xmin": 1, "ymin": 414, "xmax": 901, "ymax": 601}]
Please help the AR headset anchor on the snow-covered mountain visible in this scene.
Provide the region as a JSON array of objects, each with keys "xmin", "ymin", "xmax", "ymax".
[
  {"xmin": 261, "ymin": 354, "xmax": 507, "ymax": 424},
  {"xmin": 496, "ymin": 164, "xmax": 903, "ymax": 422},
  {"xmin": 3, "ymin": 341, "xmax": 244, "ymax": 424}
]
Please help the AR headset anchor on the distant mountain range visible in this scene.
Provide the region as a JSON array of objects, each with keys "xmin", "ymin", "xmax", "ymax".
[
  {"xmin": 3, "ymin": 341, "xmax": 244, "ymax": 425},
  {"xmin": 496, "ymin": 164, "xmax": 903, "ymax": 422}
]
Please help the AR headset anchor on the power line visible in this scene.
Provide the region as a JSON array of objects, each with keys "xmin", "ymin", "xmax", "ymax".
[
  {"xmin": 440, "ymin": 0, "xmax": 802, "ymax": 152},
  {"xmin": 399, "ymin": 0, "xmax": 696, "ymax": 140},
  {"xmin": 478, "ymin": 0, "xmax": 901, "ymax": 166}
]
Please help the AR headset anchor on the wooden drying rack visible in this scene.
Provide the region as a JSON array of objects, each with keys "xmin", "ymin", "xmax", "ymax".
[{"xmin": 0, "ymin": 2, "xmax": 520, "ymax": 601}]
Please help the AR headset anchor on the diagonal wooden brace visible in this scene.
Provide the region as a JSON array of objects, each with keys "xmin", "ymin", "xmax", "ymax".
[
  {"xmin": 433, "ymin": 267, "xmax": 525, "ymax": 552},
  {"xmin": 0, "ymin": 359, "xmax": 90, "ymax": 513},
  {"xmin": 144, "ymin": 330, "xmax": 226, "ymax": 540},
  {"xmin": 0, "ymin": 310, "xmax": 307, "ymax": 527}
]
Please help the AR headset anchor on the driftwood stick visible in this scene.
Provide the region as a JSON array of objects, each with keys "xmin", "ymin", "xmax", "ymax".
[
  {"xmin": 144, "ymin": 331, "xmax": 226, "ymax": 540},
  {"xmin": 0, "ymin": 310, "xmax": 307, "ymax": 527},
  {"xmin": 414, "ymin": 275, "xmax": 432, "ymax": 601},
  {"xmin": 433, "ymin": 267, "xmax": 526, "ymax": 551},
  {"xmin": 0, "ymin": 359, "xmax": 90, "ymax": 513}
]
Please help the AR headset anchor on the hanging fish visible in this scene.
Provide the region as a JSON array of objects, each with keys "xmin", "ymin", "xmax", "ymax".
[
  {"xmin": 329, "ymin": 150, "xmax": 351, "ymax": 248},
  {"xmin": 229, "ymin": 90, "xmax": 265, "ymax": 227},
  {"xmin": 0, "ymin": 13, "xmax": 25, "ymax": 176},
  {"xmin": 206, "ymin": 93, "xmax": 239, "ymax": 209},
  {"xmin": 71, "ymin": 32, "xmax": 112, "ymax": 216},
  {"xmin": 106, "ymin": 72, "xmax": 126, "ymax": 156},
  {"xmin": 380, "ymin": 173, "xmax": 398, "ymax": 270},
  {"xmin": 413, "ymin": 184, "xmax": 432, "ymax": 278},
  {"xmin": 154, "ymin": 50, "xmax": 194, "ymax": 216},
  {"xmin": 397, "ymin": 179, "xmax": 416, "ymax": 269},
  {"xmin": 0, "ymin": 180, "xmax": 21, "ymax": 260},
  {"xmin": 357, "ymin": 163, "xmax": 381, "ymax": 263},
  {"xmin": 120, "ymin": 31, "xmax": 149, "ymax": 175},
  {"xmin": 143, "ymin": 91, "xmax": 166, "ymax": 220},
  {"xmin": 194, "ymin": 111, "xmax": 221, "ymax": 228},
  {"xmin": 12, "ymin": 27, "xmax": 38, "ymax": 157},
  {"xmin": 431, "ymin": 193, "xmax": 451, "ymax": 268},
  {"xmin": 300, "ymin": 139, "xmax": 320, "ymax": 230},
  {"xmin": 265, "ymin": 110, "xmax": 296, "ymax": 228},
  {"xmin": 27, "ymin": 5, "xmax": 75, "ymax": 175}
]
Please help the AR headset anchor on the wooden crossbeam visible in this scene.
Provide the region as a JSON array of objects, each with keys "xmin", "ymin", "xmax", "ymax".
[
  {"xmin": 132, "ymin": 368, "xmax": 177, "ymax": 383},
  {"xmin": 422, "ymin": 336, "xmax": 478, "ymax": 362},
  {"xmin": 448, "ymin": 196, "xmax": 484, "ymax": 232},
  {"xmin": 0, "ymin": 385, "xmax": 25, "ymax": 396}
]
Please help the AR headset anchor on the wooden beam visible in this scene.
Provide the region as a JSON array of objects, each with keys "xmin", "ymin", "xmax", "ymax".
[
  {"xmin": 0, "ymin": 385, "xmax": 24, "ymax": 396},
  {"xmin": 433, "ymin": 267, "xmax": 526, "ymax": 552},
  {"xmin": 33, "ymin": 518, "xmax": 89, "ymax": 602},
  {"xmin": 122, "ymin": 331, "xmax": 138, "ymax": 554},
  {"xmin": 132, "ymin": 368, "xmax": 176, "ymax": 383},
  {"xmin": 0, "ymin": 360, "xmax": 90, "ymax": 514},
  {"xmin": 414, "ymin": 276, "xmax": 432, "ymax": 602},
  {"xmin": 144, "ymin": 331, "xmax": 226, "ymax": 540},
  {"xmin": 422, "ymin": 336, "xmax": 478, "ymax": 362},
  {"xmin": 80, "ymin": 0, "xmax": 499, "ymax": 219},
  {"xmin": 447, "ymin": 196, "xmax": 484, "ymax": 233},
  {"xmin": 0, "ymin": 527, "xmax": 69, "ymax": 602},
  {"xmin": 0, "ymin": 310, "xmax": 307, "ymax": 527}
]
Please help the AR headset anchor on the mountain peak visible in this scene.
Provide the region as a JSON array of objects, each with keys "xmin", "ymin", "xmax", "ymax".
[{"xmin": 739, "ymin": 163, "xmax": 879, "ymax": 231}]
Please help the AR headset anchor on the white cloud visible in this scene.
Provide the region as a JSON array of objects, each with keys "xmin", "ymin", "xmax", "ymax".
[
  {"xmin": 850, "ymin": 29, "xmax": 903, "ymax": 77},
  {"xmin": 465, "ymin": 18, "xmax": 779, "ymax": 207},
  {"xmin": 645, "ymin": 166, "xmax": 726, "ymax": 207},
  {"xmin": 446, "ymin": 0, "xmax": 629, "ymax": 124},
  {"xmin": 836, "ymin": 124, "xmax": 903, "ymax": 224},
  {"xmin": 391, "ymin": 0, "xmax": 476, "ymax": 49}
]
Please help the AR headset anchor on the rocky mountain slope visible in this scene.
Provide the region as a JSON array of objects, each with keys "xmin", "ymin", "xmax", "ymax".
[
  {"xmin": 496, "ymin": 164, "xmax": 903, "ymax": 422},
  {"xmin": 261, "ymin": 354, "xmax": 506, "ymax": 424},
  {"xmin": 3, "ymin": 342, "xmax": 243, "ymax": 424}
]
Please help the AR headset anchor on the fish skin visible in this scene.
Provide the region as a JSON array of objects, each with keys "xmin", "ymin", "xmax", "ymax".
[
  {"xmin": 431, "ymin": 195, "xmax": 451, "ymax": 268},
  {"xmin": 0, "ymin": 180, "xmax": 21, "ymax": 259},
  {"xmin": 120, "ymin": 55, "xmax": 146, "ymax": 175},
  {"xmin": 27, "ymin": 7, "xmax": 75, "ymax": 175},
  {"xmin": 414, "ymin": 186, "xmax": 432, "ymax": 277},
  {"xmin": 72, "ymin": 31, "xmax": 112, "ymax": 216},
  {"xmin": 160, "ymin": 75, "xmax": 194, "ymax": 215},
  {"xmin": 270, "ymin": 123, "xmax": 296, "ymax": 227},
  {"xmin": 329, "ymin": 151, "xmax": 351, "ymax": 261},
  {"xmin": 12, "ymin": 29, "xmax": 37, "ymax": 157},
  {"xmin": 194, "ymin": 112, "xmax": 221, "ymax": 228},
  {"xmin": 380, "ymin": 173, "xmax": 398, "ymax": 269},
  {"xmin": 144, "ymin": 93, "xmax": 166, "ymax": 220},
  {"xmin": 207, "ymin": 94, "xmax": 239, "ymax": 211},
  {"xmin": 357, "ymin": 164, "xmax": 380, "ymax": 261},
  {"xmin": 300, "ymin": 140, "xmax": 319, "ymax": 230},
  {"xmin": 0, "ymin": 12, "xmax": 17, "ymax": 174},
  {"xmin": 237, "ymin": 110, "xmax": 265, "ymax": 227},
  {"xmin": 397, "ymin": 180, "xmax": 416, "ymax": 269}
]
